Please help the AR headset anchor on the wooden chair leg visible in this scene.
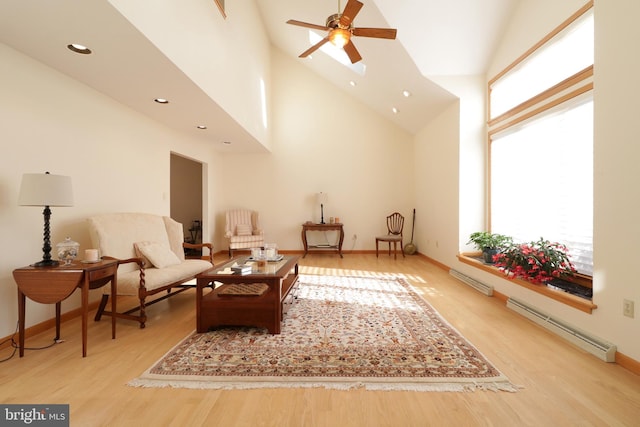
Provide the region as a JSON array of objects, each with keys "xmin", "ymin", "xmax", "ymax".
[
  {"xmin": 376, "ymin": 240, "xmax": 379, "ymax": 257},
  {"xmin": 138, "ymin": 298, "xmax": 147, "ymax": 329},
  {"xmin": 94, "ymin": 294, "xmax": 109, "ymax": 321}
]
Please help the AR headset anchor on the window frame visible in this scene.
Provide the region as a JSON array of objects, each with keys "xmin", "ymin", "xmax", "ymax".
[
  {"xmin": 488, "ymin": 1, "xmax": 594, "ymax": 122},
  {"xmin": 483, "ymin": 2, "xmax": 594, "ymax": 294}
]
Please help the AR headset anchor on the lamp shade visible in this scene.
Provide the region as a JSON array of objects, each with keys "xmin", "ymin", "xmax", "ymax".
[
  {"xmin": 317, "ymin": 192, "xmax": 328, "ymax": 204},
  {"xmin": 18, "ymin": 173, "xmax": 74, "ymax": 207}
]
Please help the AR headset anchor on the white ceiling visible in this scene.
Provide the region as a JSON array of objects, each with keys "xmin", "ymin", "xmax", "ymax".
[{"xmin": 0, "ymin": 0, "xmax": 518, "ymax": 153}]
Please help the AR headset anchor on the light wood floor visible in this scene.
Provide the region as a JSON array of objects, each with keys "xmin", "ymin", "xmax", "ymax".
[{"xmin": 1, "ymin": 254, "xmax": 638, "ymax": 426}]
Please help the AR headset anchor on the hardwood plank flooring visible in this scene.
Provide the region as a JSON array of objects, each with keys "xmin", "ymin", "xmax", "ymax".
[{"xmin": 1, "ymin": 254, "xmax": 638, "ymax": 426}]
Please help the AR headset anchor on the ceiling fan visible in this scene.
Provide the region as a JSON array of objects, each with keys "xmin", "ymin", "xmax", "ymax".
[{"xmin": 286, "ymin": 0, "xmax": 397, "ymax": 64}]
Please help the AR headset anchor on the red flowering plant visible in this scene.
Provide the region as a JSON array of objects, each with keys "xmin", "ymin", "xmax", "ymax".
[{"xmin": 493, "ymin": 237, "xmax": 577, "ymax": 284}]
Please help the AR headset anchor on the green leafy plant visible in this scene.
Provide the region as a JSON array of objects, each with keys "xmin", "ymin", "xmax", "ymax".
[
  {"xmin": 467, "ymin": 232, "xmax": 513, "ymax": 250},
  {"xmin": 467, "ymin": 232, "xmax": 513, "ymax": 263},
  {"xmin": 493, "ymin": 237, "xmax": 577, "ymax": 284}
]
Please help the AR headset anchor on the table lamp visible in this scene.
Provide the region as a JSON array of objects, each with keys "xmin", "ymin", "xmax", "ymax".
[
  {"xmin": 18, "ymin": 172, "xmax": 74, "ymax": 267},
  {"xmin": 317, "ymin": 192, "xmax": 328, "ymax": 224}
]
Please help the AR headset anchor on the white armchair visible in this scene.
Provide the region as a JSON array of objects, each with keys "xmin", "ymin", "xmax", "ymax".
[{"xmin": 225, "ymin": 209, "xmax": 264, "ymax": 257}]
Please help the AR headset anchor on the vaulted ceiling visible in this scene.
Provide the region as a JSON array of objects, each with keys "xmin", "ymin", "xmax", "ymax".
[{"xmin": 0, "ymin": 0, "xmax": 518, "ymax": 152}]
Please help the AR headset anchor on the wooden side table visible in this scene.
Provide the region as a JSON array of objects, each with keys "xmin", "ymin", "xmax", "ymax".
[
  {"xmin": 301, "ymin": 222, "xmax": 344, "ymax": 257},
  {"xmin": 13, "ymin": 259, "xmax": 118, "ymax": 357}
]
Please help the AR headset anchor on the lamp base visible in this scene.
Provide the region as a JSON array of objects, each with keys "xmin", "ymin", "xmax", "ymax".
[{"xmin": 32, "ymin": 259, "xmax": 60, "ymax": 268}]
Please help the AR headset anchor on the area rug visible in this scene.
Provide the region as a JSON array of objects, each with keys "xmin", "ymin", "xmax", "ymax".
[{"xmin": 128, "ymin": 274, "xmax": 518, "ymax": 392}]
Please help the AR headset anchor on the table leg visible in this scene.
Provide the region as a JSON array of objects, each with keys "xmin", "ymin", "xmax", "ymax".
[
  {"xmin": 18, "ymin": 291, "xmax": 25, "ymax": 357},
  {"xmin": 196, "ymin": 278, "xmax": 205, "ymax": 333},
  {"xmin": 302, "ymin": 228, "xmax": 308, "ymax": 257},
  {"xmin": 111, "ymin": 275, "xmax": 117, "ymax": 340},
  {"xmin": 55, "ymin": 301, "xmax": 61, "ymax": 341},
  {"xmin": 82, "ymin": 277, "xmax": 89, "ymax": 357},
  {"xmin": 338, "ymin": 227, "xmax": 345, "ymax": 258}
]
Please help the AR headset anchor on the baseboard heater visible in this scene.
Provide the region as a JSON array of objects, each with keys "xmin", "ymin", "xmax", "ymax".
[
  {"xmin": 449, "ymin": 269, "xmax": 493, "ymax": 296},
  {"xmin": 506, "ymin": 297, "xmax": 616, "ymax": 362}
]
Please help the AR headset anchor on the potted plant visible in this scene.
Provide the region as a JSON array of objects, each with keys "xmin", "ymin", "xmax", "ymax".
[
  {"xmin": 467, "ymin": 232, "xmax": 513, "ymax": 264},
  {"xmin": 493, "ymin": 237, "xmax": 577, "ymax": 284}
]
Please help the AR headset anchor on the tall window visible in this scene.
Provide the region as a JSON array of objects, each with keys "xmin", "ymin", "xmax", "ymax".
[{"xmin": 488, "ymin": 2, "xmax": 594, "ymax": 275}]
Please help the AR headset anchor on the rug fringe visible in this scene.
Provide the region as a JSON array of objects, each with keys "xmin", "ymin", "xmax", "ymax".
[{"xmin": 127, "ymin": 379, "xmax": 520, "ymax": 393}]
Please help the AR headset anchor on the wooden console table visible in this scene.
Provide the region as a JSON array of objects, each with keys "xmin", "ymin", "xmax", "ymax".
[
  {"xmin": 13, "ymin": 259, "xmax": 118, "ymax": 357},
  {"xmin": 301, "ymin": 222, "xmax": 344, "ymax": 257}
]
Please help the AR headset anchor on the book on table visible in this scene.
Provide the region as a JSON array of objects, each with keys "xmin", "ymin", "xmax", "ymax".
[{"xmin": 231, "ymin": 265, "xmax": 252, "ymax": 275}]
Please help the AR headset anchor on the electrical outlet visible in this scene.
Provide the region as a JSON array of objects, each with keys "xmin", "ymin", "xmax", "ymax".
[{"xmin": 623, "ymin": 299, "xmax": 635, "ymax": 318}]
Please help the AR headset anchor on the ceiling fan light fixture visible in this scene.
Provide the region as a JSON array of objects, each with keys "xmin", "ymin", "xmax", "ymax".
[{"xmin": 329, "ymin": 28, "xmax": 350, "ymax": 48}]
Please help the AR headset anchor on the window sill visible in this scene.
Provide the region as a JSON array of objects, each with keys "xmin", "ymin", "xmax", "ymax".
[{"xmin": 457, "ymin": 253, "xmax": 597, "ymax": 314}]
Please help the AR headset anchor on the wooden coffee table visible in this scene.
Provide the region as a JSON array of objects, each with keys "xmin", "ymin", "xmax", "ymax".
[{"xmin": 196, "ymin": 255, "xmax": 299, "ymax": 334}]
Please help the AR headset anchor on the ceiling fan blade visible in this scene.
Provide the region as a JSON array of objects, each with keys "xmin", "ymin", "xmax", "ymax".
[
  {"xmin": 343, "ymin": 40, "xmax": 362, "ymax": 64},
  {"xmin": 339, "ymin": 0, "xmax": 363, "ymax": 28},
  {"xmin": 286, "ymin": 19, "xmax": 329, "ymax": 32},
  {"xmin": 299, "ymin": 37, "xmax": 330, "ymax": 58},
  {"xmin": 352, "ymin": 27, "xmax": 397, "ymax": 40}
]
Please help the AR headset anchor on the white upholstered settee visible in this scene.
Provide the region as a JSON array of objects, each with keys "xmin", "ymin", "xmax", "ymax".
[
  {"xmin": 225, "ymin": 209, "xmax": 264, "ymax": 257},
  {"xmin": 87, "ymin": 212, "xmax": 213, "ymax": 328}
]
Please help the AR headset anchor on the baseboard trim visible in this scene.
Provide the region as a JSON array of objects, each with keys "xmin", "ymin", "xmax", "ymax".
[{"xmin": 615, "ymin": 351, "xmax": 640, "ymax": 375}]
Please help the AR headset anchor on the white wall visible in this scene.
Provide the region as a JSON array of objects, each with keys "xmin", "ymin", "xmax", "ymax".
[
  {"xmin": 429, "ymin": 76, "xmax": 487, "ymax": 254},
  {"xmin": 592, "ymin": 0, "xmax": 640, "ymax": 361},
  {"xmin": 0, "ymin": 43, "xmax": 218, "ymax": 338},
  {"xmin": 413, "ymin": 102, "xmax": 460, "ymax": 266},
  {"xmin": 214, "ymin": 49, "xmax": 415, "ymax": 252}
]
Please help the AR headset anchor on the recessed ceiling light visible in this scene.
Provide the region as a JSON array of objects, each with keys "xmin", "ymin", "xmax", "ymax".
[
  {"xmin": 154, "ymin": 98, "xmax": 169, "ymax": 104},
  {"xmin": 392, "ymin": 107, "xmax": 399, "ymax": 114},
  {"xmin": 67, "ymin": 43, "xmax": 92, "ymax": 54},
  {"xmin": 223, "ymin": 141, "xmax": 232, "ymax": 145},
  {"xmin": 349, "ymin": 81, "xmax": 357, "ymax": 87},
  {"xmin": 402, "ymin": 90, "xmax": 411, "ymax": 97},
  {"xmin": 196, "ymin": 125, "xmax": 207, "ymax": 129}
]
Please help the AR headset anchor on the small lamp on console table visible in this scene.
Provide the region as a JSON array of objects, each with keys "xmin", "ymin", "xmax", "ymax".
[
  {"xmin": 18, "ymin": 171, "xmax": 74, "ymax": 267},
  {"xmin": 317, "ymin": 192, "xmax": 328, "ymax": 224}
]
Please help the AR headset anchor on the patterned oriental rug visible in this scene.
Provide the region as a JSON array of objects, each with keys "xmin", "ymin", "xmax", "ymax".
[{"xmin": 128, "ymin": 274, "xmax": 518, "ymax": 392}]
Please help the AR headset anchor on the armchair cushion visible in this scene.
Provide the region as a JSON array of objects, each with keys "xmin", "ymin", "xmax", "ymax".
[{"xmin": 236, "ymin": 223, "xmax": 253, "ymax": 236}]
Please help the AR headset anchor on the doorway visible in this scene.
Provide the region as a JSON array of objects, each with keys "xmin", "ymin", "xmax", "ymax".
[{"xmin": 170, "ymin": 153, "xmax": 204, "ymax": 256}]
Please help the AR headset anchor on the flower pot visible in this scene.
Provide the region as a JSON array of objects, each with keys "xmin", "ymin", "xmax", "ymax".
[{"xmin": 483, "ymin": 248, "xmax": 499, "ymax": 264}]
